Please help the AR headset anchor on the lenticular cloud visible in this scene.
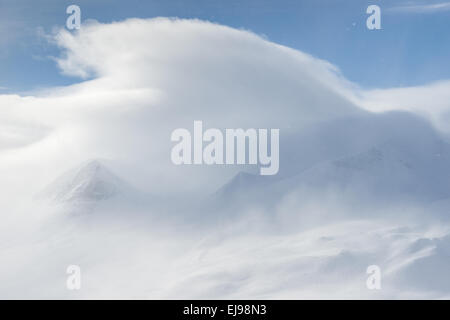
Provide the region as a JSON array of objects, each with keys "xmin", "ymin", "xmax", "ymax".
[{"xmin": 0, "ymin": 18, "xmax": 450, "ymax": 299}]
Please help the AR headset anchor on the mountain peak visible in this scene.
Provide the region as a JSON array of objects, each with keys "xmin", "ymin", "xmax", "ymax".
[{"xmin": 42, "ymin": 159, "xmax": 130, "ymax": 203}]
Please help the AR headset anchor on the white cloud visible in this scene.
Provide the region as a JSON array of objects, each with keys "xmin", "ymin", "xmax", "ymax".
[
  {"xmin": 1, "ymin": 17, "xmax": 450, "ymax": 299},
  {"xmin": 0, "ymin": 18, "xmax": 361, "ymax": 198},
  {"xmin": 357, "ymin": 80, "xmax": 450, "ymax": 133},
  {"xmin": 389, "ymin": 2, "xmax": 450, "ymax": 13},
  {"xmin": 2, "ymin": 17, "xmax": 449, "ymax": 203}
]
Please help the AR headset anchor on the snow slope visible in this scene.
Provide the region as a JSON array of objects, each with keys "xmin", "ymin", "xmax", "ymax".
[{"xmin": 214, "ymin": 112, "xmax": 450, "ymax": 216}]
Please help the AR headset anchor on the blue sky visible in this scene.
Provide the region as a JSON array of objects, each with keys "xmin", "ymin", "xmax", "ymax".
[{"xmin": 1, "ymin": 0, "xmax": 450, "ymax": 93}]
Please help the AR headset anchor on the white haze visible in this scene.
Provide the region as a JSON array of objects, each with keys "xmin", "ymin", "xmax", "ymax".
[{"xmin": 1, "ymin": 18, "xmax": 450, "ymax": 299}]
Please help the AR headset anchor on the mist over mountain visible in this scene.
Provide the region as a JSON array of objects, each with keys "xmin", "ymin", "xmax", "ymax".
[
  {"xmin": 215, "ymin": 111, "xmax": 450, "ymax": 218},
  {"xmin": 1, "ymin": 18, "xmax": 450, "ymax": 299},
  {"xmin": 42, "ymin": 160, "xmax": 133, "ymax": 203}
]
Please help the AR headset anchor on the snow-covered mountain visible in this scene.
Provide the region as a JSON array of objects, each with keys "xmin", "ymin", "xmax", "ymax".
[
  {"xmin": 214, "ymin": 112, "xmax": 450, "ymax": 214},
  {"xmin": 41, "ymin": 159, "xmax": 134, "ymax": 204},
  {"xmin": 1, "ymin": 17, "xmax": 450, "ymax": 300}
]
